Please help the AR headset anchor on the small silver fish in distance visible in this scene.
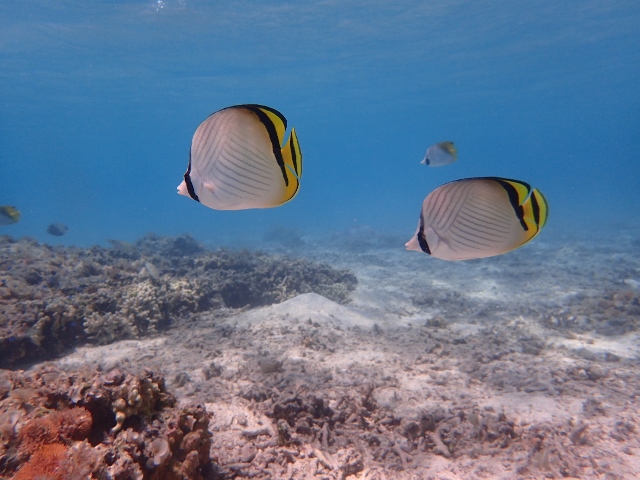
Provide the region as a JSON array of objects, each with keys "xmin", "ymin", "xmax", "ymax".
[
  {"xmin": 46, "ymin": 223, "xmax": 68, "ymax": 236},
  {"xmin": 406, "ymin": 177, "xmax": 549, "ymax": 261},
  {"xmin": 0, "ymin": 206, "xmax": 20, "ymax": 226},
  {"xmin": 420, "ymin": 141, "xmax": 457, "ymax": 167},
  {"xmin": 178, "ymin": 104, "xmax": 302, "ymax": 211}
]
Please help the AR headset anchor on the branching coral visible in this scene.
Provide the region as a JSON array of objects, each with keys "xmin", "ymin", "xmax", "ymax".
[
  {"xmin": 84, "ymin": 311, "xmax": 139, "ymax": 344},
  {"xmin": 110, "ymin": 371, "xmax": 165, "ymax": 433}
]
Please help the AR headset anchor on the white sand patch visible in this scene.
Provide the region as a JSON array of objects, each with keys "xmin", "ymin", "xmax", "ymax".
[
  {"xmin": 478, "ymin": 393, "xmax": 583, "ymax": 424},
  {"xmin": 54, "ymin": 337, "xmax": 168, "ymax": 372},
  {"xmin": 227, "ymin": 292, "xmax": 382, "ymax": 330},
  {"xmin": 555, "ymin": 332, "xmax": 640, "ymax": 359},
  {"xmin": 623, "ymin": 278, "xmax": 640, "ymax": 289},
  {"xmin": 449, "ymin": 322, "xmax": 484, "ymax": 337}
]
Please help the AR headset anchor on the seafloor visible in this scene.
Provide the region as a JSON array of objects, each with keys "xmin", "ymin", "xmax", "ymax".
[{"xmin": 1, "ymin": 226, "xmax": 639, "ymax": 479}]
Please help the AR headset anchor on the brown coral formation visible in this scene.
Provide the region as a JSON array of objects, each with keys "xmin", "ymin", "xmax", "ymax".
[
  {"xmin": 0, "ymin": 233, "xmax": 357, "ymax": 367},
  {"xmin": 0, "ymin": 366, "xmax": 215, "ymax": 479}
]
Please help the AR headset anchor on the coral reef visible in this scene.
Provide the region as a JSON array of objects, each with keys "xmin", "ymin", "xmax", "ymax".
[
  {"xmin": 0, "ymin": 234, "xmax": 357, "ymax": 367},
  {"xmin": 3, "ymin": 231, "xmax": 639, "ymax": 479},
  {"xmin": 0, "ymin": 365, "xmax": 214, "ymax": 479}
]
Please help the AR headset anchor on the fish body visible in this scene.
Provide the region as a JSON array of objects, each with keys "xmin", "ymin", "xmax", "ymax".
[
  {"xmin": 46, "ymin": 223, "xmax": 68, "ymax": 236},
  {"xmin": 421, "ymin": 141, "xmax": 457, "ymax": 167},
  {"xmin": 406, "ymin": 177, "xmax": 548, "ymax": 261},
  {"xmin": 0, "ymin": 206, "xmax": 20, "ymax": 226},
  {"xmin": 178, "ymin": 104, "xmax": 302, "ymax": 210}
]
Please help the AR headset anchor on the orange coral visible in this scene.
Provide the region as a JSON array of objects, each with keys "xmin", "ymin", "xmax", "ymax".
[
  {"xmin": 13, "ymin": 443, "xmax": 68, "ymax": 480},
  {"xmin": 17, "ymin": 407, "xmax": 93, "ymax": 454},
  {"xmin": 53, "ymin": 407, "xmax": 93, "ymax": 440},
  {"xmin": 17, "ymin": 415, "xmax": 58, "ymax": 454}
]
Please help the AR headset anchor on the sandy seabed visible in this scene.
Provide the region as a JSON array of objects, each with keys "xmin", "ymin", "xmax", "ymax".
[{"xmin": 12, "ymin": 227, "xmax": 640, "ymax": 479}]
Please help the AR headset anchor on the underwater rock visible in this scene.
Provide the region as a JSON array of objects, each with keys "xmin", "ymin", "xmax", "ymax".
[
  {"xmin": 46, "ymin": 223, "xmax": 68, "ymax": 237},
  {"xmin": 0, "ymin": 365, "xmax": 215, "ymax": 479},
  {"xmin": 107, "ymin": 239, "xmax": 139, "ymax": 258},
  {"xmin": 135, "ymin": 233, "xmax": 204, "ymax": 258},
  {"xmin": 543, "ymin": 289, "xmax": 640, "ymax": 336},
  {"xmin": 0, "ymin": 234, "xmax": 357, "ymax": 367},
  {"xmin": 258, "ymin": 357, "xmax": 283, "ymax": 374}
]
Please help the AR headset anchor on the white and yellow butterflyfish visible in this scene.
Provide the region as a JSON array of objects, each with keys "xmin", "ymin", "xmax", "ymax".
[
  {"xmin": 420, "ymin": 141, "xmax": 457, "ymax": 167},
  {"xmin": 406, "ymin": 177, "xmax": 549, "ymax": 261},
  {"xmin": 178, "ymin": 104, "xmax": 302, "ymax": 210}
]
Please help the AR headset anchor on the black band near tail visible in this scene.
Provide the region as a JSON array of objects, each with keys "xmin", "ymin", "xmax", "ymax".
[
  {"xmin": 243, "ymin": 105, "xmax": 289, "ymax": 187},
  {"xmin": 290, "ymin": 134, "xmax": 299, "ymax": 176},
  {"xmin": 531, "ymin": 191, "xmax": 541, "ymax": 230},
  {"xmin": 494, "ymin": 179, "xmax": 528, "ymax": 231}
]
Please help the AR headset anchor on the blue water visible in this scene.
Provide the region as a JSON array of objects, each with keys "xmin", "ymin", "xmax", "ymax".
[{"xmin": 1, "ymin": 0, "xmax": 639, "ymax": 248}]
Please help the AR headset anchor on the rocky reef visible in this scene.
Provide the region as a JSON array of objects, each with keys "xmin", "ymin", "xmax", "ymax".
[
  {"xmin": 0, "ymin": 365, "xmax": 214, "ymax": 479},
  {"xmin": 0, "ymin": 234, "xmax": 357, "ymax": 368}
]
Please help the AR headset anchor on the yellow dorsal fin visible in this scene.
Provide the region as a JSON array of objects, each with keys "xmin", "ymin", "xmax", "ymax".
[
  {"xmin": 258, "ymin": 107, "xmax": 287, "ymax": 145},
  {"xmin": 503, "ymin": 179, "xmax": 531, "ymax": 205}
]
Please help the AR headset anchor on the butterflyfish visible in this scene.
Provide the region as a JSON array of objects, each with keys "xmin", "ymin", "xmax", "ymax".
[
  {"xmin": 421, "ymin": 141, "xmax": 457, "ymax": 167},
  {"xmin": 406, "ymin": 177, "xmax": 548, "ymax": 261},
  {"xmin": 0, "ymin": 206, "xmax": 20, "ymax": 226},
  {"xmin": 47, "ymin": 223, "xmax": 68, "ymax": 236},
  {"xmin": 178, "ymin": 104, "xmax": 302, "ymax": 210}
]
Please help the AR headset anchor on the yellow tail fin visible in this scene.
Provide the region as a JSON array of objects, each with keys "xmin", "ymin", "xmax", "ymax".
[{"xmin": 280, "ymin": 127, "xmax": 302, "ymax": 202}]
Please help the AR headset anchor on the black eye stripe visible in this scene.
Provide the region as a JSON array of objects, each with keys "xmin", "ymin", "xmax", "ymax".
[
  {"xmin": 417, "ymin": 211, "xmax": 431, "ymax": 254},
  {"xmin": 184, "ymin": 155, "xmax": 200, "ymax": 202}
]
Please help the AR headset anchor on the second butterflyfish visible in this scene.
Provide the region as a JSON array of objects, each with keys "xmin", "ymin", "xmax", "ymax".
[
  {"xmin": 178, "ymin": 104, "xmax": 302, "ymax": 210},
  {"xmin": 421, "ymin": 141, "xmax": 457, "ymax": 167},
  {"xmin": 406, "ymin": 177, "xmax": 548, "ymax": 261}
]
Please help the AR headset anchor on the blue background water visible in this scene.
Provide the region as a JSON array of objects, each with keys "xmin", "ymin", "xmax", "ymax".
[{"xmin": 1, "ymin": 0, "xmax": 639, "ymax": 248}]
